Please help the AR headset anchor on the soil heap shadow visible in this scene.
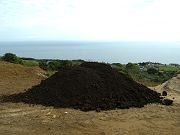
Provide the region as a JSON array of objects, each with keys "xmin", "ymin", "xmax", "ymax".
[{"xmin": 3, "ymin": 62, "xmax": 161, "ymax": 111}]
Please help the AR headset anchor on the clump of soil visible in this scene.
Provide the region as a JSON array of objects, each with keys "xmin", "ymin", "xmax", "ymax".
[
  {"xmin": 3, "ymin": 62, "xmax": 161, "ymax": 111},
  {"xmin": 161, "ymin": 98, "xmax": 173, "ymax": 105},
  {"xmin": 162, "ymin": 91, "xmax": 167, "ymax": 96}
]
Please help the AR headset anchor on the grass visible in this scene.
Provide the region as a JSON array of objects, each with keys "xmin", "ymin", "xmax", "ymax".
[
  {"xmin": 1, "ymin": 53, "xmax": 180, "ymax": 87},
  {"xmin": 22, "ymin": 60, "xmax": 39, "ymax": 67},
  {"xmin": 158, "ymin": 65, "xmax": 180, "ymax": 72}
]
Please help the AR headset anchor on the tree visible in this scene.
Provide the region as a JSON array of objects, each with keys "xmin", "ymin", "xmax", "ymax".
[{"xmin": 2, "ymin": 53, "xmax": 22, "ymax": 64}]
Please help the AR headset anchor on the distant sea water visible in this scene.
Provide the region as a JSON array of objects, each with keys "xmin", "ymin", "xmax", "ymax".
[{"xmin": 0, "ymin": 41, "xmax": 180, "ymax": 64}]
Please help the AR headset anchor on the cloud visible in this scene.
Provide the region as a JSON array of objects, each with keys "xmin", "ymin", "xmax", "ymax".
[{"xmin": 0, "ymin": 0, "xmax": 180, "ymax": 41}]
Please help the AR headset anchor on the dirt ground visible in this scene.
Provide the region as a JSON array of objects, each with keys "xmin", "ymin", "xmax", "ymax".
[{"xmin": 0, "ymin": 62, "xmax": 180, "ymax": 135}]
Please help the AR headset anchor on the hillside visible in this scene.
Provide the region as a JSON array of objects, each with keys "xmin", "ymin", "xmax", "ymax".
[
  {"xmin": 154, "ymin": 74, "xmax": 180, "ymax": 103},
  {"xmin": 0, "ymin": 61, "xmax": 46, "ymax": 95},
  {"xmin": 155, "ymin": 74, "xmax": 180, "ymax": 93}
]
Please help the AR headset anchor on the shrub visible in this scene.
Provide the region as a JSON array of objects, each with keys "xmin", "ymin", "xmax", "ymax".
[
  {"xmin": 39, "ymin": 61, "xmax": 48, "ymax": 70},
  {"xmin": 2, "ymin": 53, "xmax": 22, "ymax": 64}
]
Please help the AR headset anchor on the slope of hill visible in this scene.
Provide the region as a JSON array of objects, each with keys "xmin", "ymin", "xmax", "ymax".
[
  {"xmin": 153, "ymin": 74, "xmax": 180, "ymax": 104},
  {"xmin": 155, "ymin": 74, "xmax": 180, "ymax": 93},
  {"xmin": 0, "ymin": 61, "xmax": 46, "ymax": 95}
]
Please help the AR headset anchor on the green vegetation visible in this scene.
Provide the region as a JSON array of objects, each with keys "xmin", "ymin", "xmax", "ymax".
[
  {"xmin": 21, "ymin": 60, "xmax": 39, "ymax": 67},
  {"xmin": 1, "ymin": 52, "xmax": 180, "ymax": 86},
  {"xmin": 0, "ymin": 53, "xmax": 39, "ymax": 67},
  {"xmin": 112, "ymin": 62, "xmax": 180, "ymax": 86},
  {"xmin": 1, "ymin": 53, "xmax": 22, "ymax": 64},
  {"xmin": 38, "ymin": 59, "xmax": 84, "ymax": 71},
  {"xmin": 39, "ymin": 60, "xmax": 73, "ymax": 71}
]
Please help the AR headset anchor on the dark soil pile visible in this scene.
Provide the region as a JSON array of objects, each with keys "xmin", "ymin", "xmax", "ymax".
[{"xmin": 4, "ymin": 62, "xmax": 161, "ymax": 111}]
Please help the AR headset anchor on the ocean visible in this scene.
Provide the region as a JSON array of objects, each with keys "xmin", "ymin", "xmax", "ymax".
[{"xmin": 0, "ymin": 41, "xmax": 180, "ymax": 64}]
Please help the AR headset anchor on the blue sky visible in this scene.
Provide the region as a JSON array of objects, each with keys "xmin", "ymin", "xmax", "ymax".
[{"xmin": 0, "ymin": 0, "xmax": 180, "ymax": 41}]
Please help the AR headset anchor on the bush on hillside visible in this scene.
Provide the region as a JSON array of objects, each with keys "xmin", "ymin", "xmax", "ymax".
[
  {"xmin": 2, "ymin": 53, "xmax": 22, "ymax": 64},
  {"xmin": 39, "ymin": 61, "xmax": 48, "ymax": 70}
]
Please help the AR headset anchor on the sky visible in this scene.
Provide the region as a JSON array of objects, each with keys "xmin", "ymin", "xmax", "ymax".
[{"xmin": 0, "ymin": 0, "xmax": 180, "ymax": 42}]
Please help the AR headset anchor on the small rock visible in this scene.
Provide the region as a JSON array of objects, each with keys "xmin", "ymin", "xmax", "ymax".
[
  {"xmin": 46, "ymin": 112, "xmax": 51, "ymax": 115},
  {"xmin": 52, "ymin": 115, "xmax": 56, "ymax": 118}
]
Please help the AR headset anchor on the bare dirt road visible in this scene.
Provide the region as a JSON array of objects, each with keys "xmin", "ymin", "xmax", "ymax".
[{"xmin": 0, "ymin": 62, "xmax": 180, "ymax": 135}]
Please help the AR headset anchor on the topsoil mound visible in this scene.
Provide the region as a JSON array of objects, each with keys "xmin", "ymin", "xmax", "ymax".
[{"xmin": 3, "ymin": 62, "xmax": 161, "ymax": 111}]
